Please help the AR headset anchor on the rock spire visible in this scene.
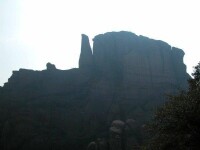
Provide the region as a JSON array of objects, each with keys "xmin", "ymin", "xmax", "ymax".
[{"xmin": 79, "ymin": 34, "xmax": 93, "ymax": 70}]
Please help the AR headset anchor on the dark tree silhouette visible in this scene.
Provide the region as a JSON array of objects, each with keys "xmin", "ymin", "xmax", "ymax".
[{"xmin": 145, "ymin": 62, "xmax": 200, "ymax": 150}]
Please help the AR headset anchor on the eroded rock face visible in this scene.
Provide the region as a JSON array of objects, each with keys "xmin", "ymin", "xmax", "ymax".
[
  {"xmin": 46, "ymin": 62, "xmax": 56, "ymax": 70},
  {"xmin": 93, "ymin": 31, "xmax": 188, "ymax": 86},
  {"xmin": 92, "ymin": 32, "xmax": 189, "ymax": 112},
  {"xmin": 0, "ymin": 31, "xmax": 190, "ymax": 150},
  {"xmin": 79, "ymin": 34, "xmax": 93, "ymax": 70}
]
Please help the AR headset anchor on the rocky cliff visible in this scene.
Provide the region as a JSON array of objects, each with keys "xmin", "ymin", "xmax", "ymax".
[{"xmin": 0, "ymin": 31, "xmax": 189, "ymax": 150}]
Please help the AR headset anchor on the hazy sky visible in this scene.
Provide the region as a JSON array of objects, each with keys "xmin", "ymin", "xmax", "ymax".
[{"xmin": 0, "ymin": 0, "xmax": 200, "ymax": 86}]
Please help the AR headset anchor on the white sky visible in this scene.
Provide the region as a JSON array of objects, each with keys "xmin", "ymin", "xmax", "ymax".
[{"xmin": 0, "ymin": 0, "xmax": 200, "ymax": 86}]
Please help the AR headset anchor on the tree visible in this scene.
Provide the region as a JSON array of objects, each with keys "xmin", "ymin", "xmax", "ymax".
[{"xmin": 145, "ymin": 62, "xmax": 200, "ymax": 150}]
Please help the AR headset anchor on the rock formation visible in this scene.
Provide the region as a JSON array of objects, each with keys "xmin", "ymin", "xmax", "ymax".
[
  {"xmin": 0, "ymin": 31, "xmax": 190, "ymax": 150},
  {"xmin": 79, "ymin": 34, "xmax": 93, "ymax": 70},
  {"xmin": 88, "ymin": 119, "xmax": 143, "ymax": 150},
  {"xmin": 46, "ymin": 62, "xmax": 56, "ymax": 70}
]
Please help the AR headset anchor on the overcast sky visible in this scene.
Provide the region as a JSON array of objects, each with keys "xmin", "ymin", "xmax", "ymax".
[{"xmin": 0, "ymin": 0, "xmax": 200, "ymax": 86}]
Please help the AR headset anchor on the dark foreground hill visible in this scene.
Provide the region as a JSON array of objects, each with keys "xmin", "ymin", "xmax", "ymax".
[{"xmin": 0, "ymin": 31, "xmax": 189, "ymax": 150}]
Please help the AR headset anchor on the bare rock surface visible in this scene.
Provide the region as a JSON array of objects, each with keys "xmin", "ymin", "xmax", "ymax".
[{"xmin": 0, "ymin": 31, "xmax": 190, "ymax": 150}]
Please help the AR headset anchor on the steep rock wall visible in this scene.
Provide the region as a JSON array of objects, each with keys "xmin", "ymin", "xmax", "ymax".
[{"xmin": 0, "ymin": 31, "xmax": 190, "ymax": 150}]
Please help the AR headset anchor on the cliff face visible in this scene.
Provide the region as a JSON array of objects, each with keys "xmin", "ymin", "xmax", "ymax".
[
  {"xmin": 79, "ymin": 34, "xmax": 93, "ymax": 70},
  {"xmin": 0, "ymin": 31, "xmax": 189, "ymax": 150},
  {"xmin": 93, "ymin": 32, "xmax": 187, "ymax": 86}
]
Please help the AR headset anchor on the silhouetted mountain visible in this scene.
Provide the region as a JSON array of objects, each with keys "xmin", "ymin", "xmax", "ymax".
[{"xmin": 0, "ymin": 31, "xmax": 189, "ymax": 150}]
